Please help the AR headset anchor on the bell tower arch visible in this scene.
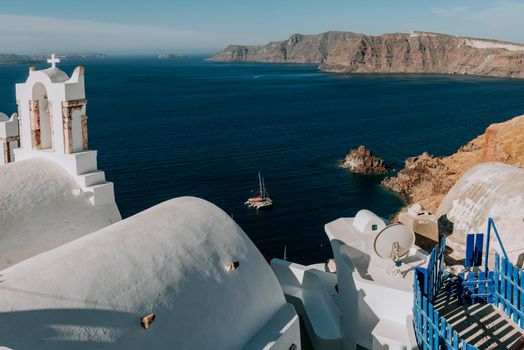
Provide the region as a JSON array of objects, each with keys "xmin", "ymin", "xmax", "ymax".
[{"xmin": 30, "ymin": 82, "xmax": 54, "ymax": 150}]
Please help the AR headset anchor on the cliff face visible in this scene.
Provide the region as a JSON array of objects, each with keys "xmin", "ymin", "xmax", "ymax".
[
  {"xmin": 209, "ymin": 31, "xmax": 524, "ymax": 78},
  {"xmin": 382, "ymin": 114, "xmax": 524, "ymax": 213},
  {"xmin": 210, "ymin": 32, "xmax": 358, "ymax": 64}
]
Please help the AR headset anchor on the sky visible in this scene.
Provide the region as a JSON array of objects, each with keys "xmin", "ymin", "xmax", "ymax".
[{"xmin": 1, "ymin": 0, "xmax": 524, "ymax": 54}]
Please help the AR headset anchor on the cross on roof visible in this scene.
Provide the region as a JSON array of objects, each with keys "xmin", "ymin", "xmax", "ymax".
[{"xmin": 47, "ymin": 54, "xmax": 60, "ymax": 69}]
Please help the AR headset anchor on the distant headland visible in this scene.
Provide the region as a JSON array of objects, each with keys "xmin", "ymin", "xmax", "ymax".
[
  {"xmin": 0, "ymin": 53, "xmax": 108, "ymax": 64},
  {"xmin": 209, "ymin": 30, "xmax": 524, "ymax": 79}
]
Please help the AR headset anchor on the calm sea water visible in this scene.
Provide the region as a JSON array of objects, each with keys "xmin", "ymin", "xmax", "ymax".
[{"xmin": 1, "ymin": 56, "xmax": 524, "ymax": 264}]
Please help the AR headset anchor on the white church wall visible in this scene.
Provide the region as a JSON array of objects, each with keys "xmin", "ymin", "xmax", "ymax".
[
  {"xmin": 0, "ymin": 142, "xmax": 5, "ymax": 164},
  {"xmin": 84, "ymin": 180, "xmax": 116, "ymax": 206},
  {"xmin": 51, "ymin": 98, "xmax": 65, "ymax": 152},
  {"xmin": 16, "ymin": 99, "xmax": 31, "ymax": 150},
  {"xmin": 39, "ymin": 110, "xmax": 52, "ymax": 149},
  {"xmin": 0, "ymin": 114, "xmax": 19, "ymax": 139},
  {"xmin": 72, "ymin": 109, "xmax": 83, "ymax": 152},
  {"xmin": 6, "ymin": 119, "xmax": 18, "ymax": 137},
  {"xmin": 14, "ymin": 147, "xmax": 98, "ymax": 176},
  {"xmin": 65, "ymin": 77, "xmax": 86, "ymax": 100},
  {"xmin": 8, "ymin": 140, "xmax": 17, "ymax": 161}
]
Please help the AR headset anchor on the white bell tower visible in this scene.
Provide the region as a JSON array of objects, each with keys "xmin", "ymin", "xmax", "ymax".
[
  {"xmin": 13, "ymin": 55, "xmax": 118, "ymax": 210},
  {"xmin": 15, "ymin": 55, "xmax": 88, "ymax": 155}
]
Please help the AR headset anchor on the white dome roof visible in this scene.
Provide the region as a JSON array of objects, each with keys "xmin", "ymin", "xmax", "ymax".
[
  {"xmin": 0, "ymin": 158, "xmax": 120, "ymax": 270},
  {"xmin": 438, "ymin": 162, "xmax": 524, "ymax": 263},
  {"xmin": 0, "ymin": 196, "xmax": 288, "ymax": 349},
  {"xmin": 40, "ymin": 67, "xmax": 70, "ymax": 83},
  {"xmin": 0, "ymin": 112, "xmax": 9, "ymax": 122}
]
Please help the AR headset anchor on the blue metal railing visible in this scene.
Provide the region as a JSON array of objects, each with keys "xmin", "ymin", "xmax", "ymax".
[
  {"xmin": 413, "ymin": 237, "xmax": 477, "ymax": 349},
  {"xmin": 414, "ymin": 272, "xmax": 476, "ymax": 349},
  {"xmin": 414, "ymin": 218, "xmax": 524, "ymax": 349},
  {"xmin": 493, "ymin": 253, "xmax": 524, "ymax": 329},
  {"xmin": 426, "ymin": 236, "xmax": 447, "ymax": 301},
  {"xmin": 485, "ymin": 217, "xmax": 508, "ymax": 269}
]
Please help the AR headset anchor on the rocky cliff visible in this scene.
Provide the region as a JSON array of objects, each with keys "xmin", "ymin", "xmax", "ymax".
[
  {"xmin": 382, "ymin": 114, "xmax": 524, "ymax": 213},
  {"xmin": 339, "ymin": 145, "xmax": 391, "ymax": 174},
  {"xmin": 209, "ymin": 31, "xmax": 524, "ymax": 78}
]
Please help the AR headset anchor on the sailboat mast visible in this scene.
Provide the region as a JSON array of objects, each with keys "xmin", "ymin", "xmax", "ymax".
[{"xmin": 258, "ymin": 172, "xmax": 263, "ymax": 196}]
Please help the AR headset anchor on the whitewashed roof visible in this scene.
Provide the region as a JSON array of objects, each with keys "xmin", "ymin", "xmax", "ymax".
[
  {"xmin": 0, "ymin": 197, "xmax": 288, "ymax": 349},
  {"xmin": 39, "ymin": 67, "xmax": 70, "ymax": 83},
  {"xmin": 0, "ymin": 158, "xmax": 120, "ymax": 270}
]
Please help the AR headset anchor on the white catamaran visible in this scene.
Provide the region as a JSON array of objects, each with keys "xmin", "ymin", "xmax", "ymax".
[{"xmin": 244, "ymin": 172, "xmax": 273, "ymax": 210}]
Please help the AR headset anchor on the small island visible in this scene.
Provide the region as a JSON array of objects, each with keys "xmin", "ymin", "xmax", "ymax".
[
  {"xmin": 339, "ymin": 145, "xmax": 391, "ymax": 175},
  {"xmin": 158, "ymin": 53, "xmax": 185, "ymax": 60}
]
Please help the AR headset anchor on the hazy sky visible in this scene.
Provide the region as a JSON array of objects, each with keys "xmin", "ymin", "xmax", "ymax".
[{"xmin": 1, "ymin": 0, "xmax": 524, "ymax": 54}]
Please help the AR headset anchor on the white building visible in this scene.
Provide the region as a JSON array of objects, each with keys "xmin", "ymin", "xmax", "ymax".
[
  {"xmin": 0, "ymin": 57, "xmax": 300, "ymax": 350},
  {"xmin": 272, "ymin": 209, "xmax": 425, "ymax": 350}
]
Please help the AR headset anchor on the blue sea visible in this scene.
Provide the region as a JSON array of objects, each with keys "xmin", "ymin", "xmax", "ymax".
[{"xmin": 1, "ymin": 56, "xmax": 524, "ymax": 264}]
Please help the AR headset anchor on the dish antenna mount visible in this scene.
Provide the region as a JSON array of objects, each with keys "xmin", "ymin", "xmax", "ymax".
[{"xmin": 373, "ymin": 223, "xmax": 415, "ymax": 278}]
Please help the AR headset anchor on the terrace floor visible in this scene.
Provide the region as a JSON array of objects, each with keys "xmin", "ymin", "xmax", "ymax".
[{"xmin": 434, "ymin": 278, "xmax": 523, "ymax": 349}]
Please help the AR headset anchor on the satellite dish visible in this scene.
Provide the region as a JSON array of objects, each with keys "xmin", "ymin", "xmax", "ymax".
[
  {"xmin": 373, "ymin": 223, "xmax": 415, "ymax": 278},
  {"xmin": 373, "ymin": 223, "xmax": 415, "ymax": 259}
]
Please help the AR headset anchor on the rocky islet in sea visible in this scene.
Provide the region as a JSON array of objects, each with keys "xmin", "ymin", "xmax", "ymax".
[{"xmin": 339, "ymin": 145, "xmax": 391, "ymax": 175}]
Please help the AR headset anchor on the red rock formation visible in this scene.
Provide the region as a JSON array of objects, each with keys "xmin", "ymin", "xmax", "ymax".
[
  {"xmin": 382, "ymin": 153, "xmax": 454, "ymax": 203},
  {"xmin": 339, "ymin": 145, "xmax": 391, "ymax": 175}
]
